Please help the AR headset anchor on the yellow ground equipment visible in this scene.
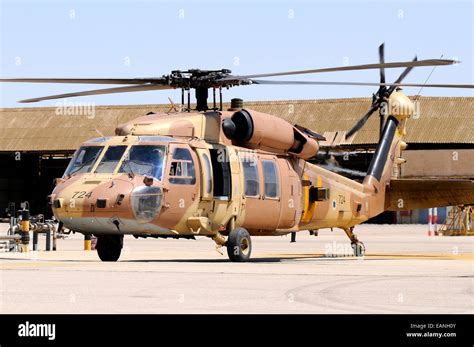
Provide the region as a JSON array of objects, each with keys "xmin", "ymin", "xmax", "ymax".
[{"xmin": 439, "ymin": 205, "xmax": 474, "ymax": 236}]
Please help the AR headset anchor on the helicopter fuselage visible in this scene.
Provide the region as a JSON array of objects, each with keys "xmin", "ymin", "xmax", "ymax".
[{"xmin": 51, "ymin": 109, "xmax": 385, "ymax": 239}]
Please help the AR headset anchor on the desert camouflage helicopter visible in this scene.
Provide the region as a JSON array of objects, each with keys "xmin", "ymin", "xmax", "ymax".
[{"xmin": 2, "ymin": 44, "xmax": 474, "ymax": 262}]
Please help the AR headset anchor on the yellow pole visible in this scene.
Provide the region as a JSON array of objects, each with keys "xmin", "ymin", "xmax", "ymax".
[
  {"xmin": 21, "ymin": 209, "xmax": 30, "ymax": 253},
  {"xmin": 84, "ymin": 234, "xmax": 92, "ymax": 251}
]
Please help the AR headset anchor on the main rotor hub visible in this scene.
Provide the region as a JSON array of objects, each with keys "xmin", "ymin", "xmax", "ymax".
[
  {"xmin": 165, "ymin": 69, "xmax": 244, "ymax": 89},
  {"xmin": 162, "ymin": 69, "xmax": 251, "ymax": 112}
]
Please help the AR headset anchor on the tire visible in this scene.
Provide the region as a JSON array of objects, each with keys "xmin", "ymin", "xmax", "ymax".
[
  {"xmin": 96, "ymin": 235, "xmax": 123, "ymax": 262},
  {"xmin": 226, "ymin": 227, "xmax": 252, "ymax": 262},
  {"xmin": 351, "ymin": 241, "xmax": 366, "ymax": 257}
]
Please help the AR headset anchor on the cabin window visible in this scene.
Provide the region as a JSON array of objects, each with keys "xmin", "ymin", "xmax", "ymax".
[
  {"xmin": 242, "ymin": 157, "xmax": 259, "ymax": 197},
  {"xmin": 118, "ymin": 145, "xmax": 166, "ymax": 180},
  {"xmin": 202, "ymin": 153, "xmax": 212, "ymax": 194},
  {"xmin": 95, "ymin": 145, "xmax": 127, "ymax": 173},
  {"xmin": 64, "ymin": 146, "xmax": 104, "ymax": 176},
  {"xmin": 262, "ymin": 160, "xmax": 279, "ymax": 198},
  {"xmin": 168, "ymin": 148, "xmax": 196, "ymax": 185}
]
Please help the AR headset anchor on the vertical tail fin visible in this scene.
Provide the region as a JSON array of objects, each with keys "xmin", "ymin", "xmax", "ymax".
[
  {"xmin": 364, "ymin": 115, "xmax": 400, "ymax": 185},
  {"xmin": 363, "ymin": 92, "xmax": 412, "ymax": 216}
]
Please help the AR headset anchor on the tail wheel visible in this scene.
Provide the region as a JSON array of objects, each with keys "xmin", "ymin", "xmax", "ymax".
[
  {"xmin": 96, "ymin": 235, "xmax": 123, "ymax": 262},
  {"xmin": 351, "ymin": 241, "xmax": 366, "ymax": 257},
  {"xmin": 226, "ymin": 227, "xmax": 252, "ymax": 262}
]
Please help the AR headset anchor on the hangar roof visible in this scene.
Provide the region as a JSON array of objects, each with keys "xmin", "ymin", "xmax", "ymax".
[{"xmin": 0, "ymin": 96, "xmax": 472, "ymax": 152}]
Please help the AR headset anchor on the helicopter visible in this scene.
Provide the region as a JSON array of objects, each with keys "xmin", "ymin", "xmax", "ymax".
[{"xmin": 1, "ymin": 44, "xmax": 474, "ymax": 262}]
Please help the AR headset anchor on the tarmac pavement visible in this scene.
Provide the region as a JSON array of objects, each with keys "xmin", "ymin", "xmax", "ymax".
[{"xmin": 0, "ymin": 224, "xmax": 472, "ymax": 313}]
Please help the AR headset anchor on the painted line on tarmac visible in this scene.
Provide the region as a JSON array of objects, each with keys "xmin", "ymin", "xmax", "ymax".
[{"xmin": 269, "ymin": 253, "xmax": 474, "ymax": 260}]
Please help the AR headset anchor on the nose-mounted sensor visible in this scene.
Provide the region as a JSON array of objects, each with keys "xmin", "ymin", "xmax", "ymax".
[{"xmin": 143, "ymin": 176, "xmax": 154, "ymax": 186}]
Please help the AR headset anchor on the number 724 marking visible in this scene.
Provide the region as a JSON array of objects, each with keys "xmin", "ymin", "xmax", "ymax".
[{"xmin": 72, "ymin": 191, "xmax": 92, "ymax": 199}]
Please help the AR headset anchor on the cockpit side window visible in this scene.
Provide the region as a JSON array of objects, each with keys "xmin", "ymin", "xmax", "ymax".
[
  {"xmin": 119, "ymin": 145, "xmax": 166, "ymax": 180},
  {"xmin": 95, "ymin": 146, "xmax": 127, "ymax": 173},
  {"xmin": 168, "ymin": 148, "xmax": 196, "ymax": 185},
  {"xmin": 64, "ymin": 146, "xmax": 104, "ymax": 177}
]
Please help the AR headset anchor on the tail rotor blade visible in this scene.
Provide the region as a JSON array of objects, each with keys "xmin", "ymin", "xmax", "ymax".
[
  {"xmin": 345, "ymin": 103, "xmax": 379, "ymax": 139},
  {"xmin": 379, "ymin": 43, "xmax": 386, "ymax": 84},
  {"xmin": 387, "ymin": 56, "xmax": 417, "ymax": 94}
]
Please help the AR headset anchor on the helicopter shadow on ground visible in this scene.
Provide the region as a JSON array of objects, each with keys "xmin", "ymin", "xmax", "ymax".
[
  {"xmin": 119, "ymin": 253, "xmax": 449, "ymax": 263},
  {"xmin": 2, "ymin": 253, "xmax": 446, "ymax": 264},
  {"xmin": 121, "ymin": 258, "xmax": 282, "ymax": 263},
  {"xmin": 120, "ymin": 253, "xmax": 331, "ymax": 263},
  {"xmin": 0, "ymin": 254, "xmax": 328, "ymax": 264}
]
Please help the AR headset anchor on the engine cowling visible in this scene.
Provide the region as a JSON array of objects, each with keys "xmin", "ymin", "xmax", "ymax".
[{"xmin": 222, "ymin": 109, "xmax": 319, "ymax": 160}]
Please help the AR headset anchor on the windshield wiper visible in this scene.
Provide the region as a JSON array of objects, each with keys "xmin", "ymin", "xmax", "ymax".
[
  {"xmin": 68, "ymin": 156, "xmax": 97, "ymax": 176},
  {"xmin": 122, "ymin": 160, "xmax": 135, "ymax": 179}
]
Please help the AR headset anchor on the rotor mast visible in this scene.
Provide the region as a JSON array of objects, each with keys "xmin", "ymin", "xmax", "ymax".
[
  {"xmin": 195, "ymin": 87, "xmax": 209, "ymax": 112},
  {"xmin": 172, "ymin": 69, "xmax": 236, "ymax": 112}
]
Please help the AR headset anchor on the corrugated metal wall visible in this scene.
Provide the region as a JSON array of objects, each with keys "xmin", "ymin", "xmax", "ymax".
[{"xmin": 0, "ymin": 96, "xmax": 472, "ymax": 152}]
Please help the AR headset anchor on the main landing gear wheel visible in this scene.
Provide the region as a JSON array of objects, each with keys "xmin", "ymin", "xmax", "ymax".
[
  {"xmin": 96, "ymin": 235, "xmax": 123, "ymax": 262},
  {"xmin": 351, "ymin": 241, "xmax": 366, "ymax": 257},
  {"xmin": 226, "ymin": 227, "xmax": 252, "ymax": 262}
]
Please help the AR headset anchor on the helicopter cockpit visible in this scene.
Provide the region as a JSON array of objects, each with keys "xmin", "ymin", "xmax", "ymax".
[
  {"xmin": 52, "ymin": 135, "xmax": 181, "ymax": 234},
  {"xmin": 63, "ymin": 136, "xmax": 169, "ymax": 180}
]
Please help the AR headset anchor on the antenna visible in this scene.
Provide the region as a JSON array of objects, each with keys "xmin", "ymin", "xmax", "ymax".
[
  {"xmin": 414, "ymin": 54, "xmax": 444, "ymax": 101},
  {"xmin": 94, "ymin": 128, "xmax": 105, "ymax": 139}
]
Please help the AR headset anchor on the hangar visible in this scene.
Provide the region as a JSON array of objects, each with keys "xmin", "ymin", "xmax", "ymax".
[{"xmin": 0, "ymin": 96, "xmax": 472, "ymax": 222}]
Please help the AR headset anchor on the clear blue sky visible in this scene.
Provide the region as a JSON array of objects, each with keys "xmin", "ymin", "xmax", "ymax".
[{"xmin": 0, "ymin": 0, "xmax": 472, "ymax": 108}]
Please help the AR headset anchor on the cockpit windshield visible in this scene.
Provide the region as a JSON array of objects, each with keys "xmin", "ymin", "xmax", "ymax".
[
  {"xmin": 64, "ymin": 146, "xmax": 104, "ymax": 177},
  {"xmin": 95, "ymin": 146, "xmax": 128, "ymax": 173},
  {"xmin": 118, "ymin": 145, "xmax": 166, "ymax": 180}
]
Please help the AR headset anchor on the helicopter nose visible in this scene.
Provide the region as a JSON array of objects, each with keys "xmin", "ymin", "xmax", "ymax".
[
  {"xmin": 54, "ymin": 178, "xmax": 133, "ymax": 212},
  {"xmin": 51, "ymin": 177, "xmax": 133, "ymax": 227},
  {"xmin": 52, "ymin": 177, "xmax": 164, "ymax": 232}
]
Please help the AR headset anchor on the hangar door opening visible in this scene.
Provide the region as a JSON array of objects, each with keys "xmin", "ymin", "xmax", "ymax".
[{"xmin": 0, "ymin": 152, "xmax": 71, "ymax": 218}]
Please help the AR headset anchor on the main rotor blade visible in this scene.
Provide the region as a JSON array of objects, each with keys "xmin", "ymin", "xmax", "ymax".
[
  {"xmin": 379, "ymin": 43, "xmax": 386, "ymax": 84},
  {"xmin": 0, "ymin": 78, "xmax": 164, "ymax": 85},
  {"xmin": 222, "ymin": 59, "xmax": 458, "ymax": 81},
  {"xmin": 18, "ymin": 84, "xmax": 173, "ymax": 103},
  {"xmin": 345, "ymin": 104, "xmax": 379, "ymax": 139},
  {"xmin": 250, "ymin": 79, "xmax": 474, "ymax": 88}
]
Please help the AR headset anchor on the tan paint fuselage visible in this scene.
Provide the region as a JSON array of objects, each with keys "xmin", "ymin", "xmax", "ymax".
[{"xmin": 52, "ymin": 99, "xmax": 409, "ymax": 237}]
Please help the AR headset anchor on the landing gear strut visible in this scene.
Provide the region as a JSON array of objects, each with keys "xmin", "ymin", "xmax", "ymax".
[
  {"xmin": 343, "ymin": 227, "xmax": 365, "ymax": 257},
  {"xmin": 96, "ymin": 235, "xmax": 123, "ymax": 262},
  {"xmin": 226, "ymin": 227, "xmax": 252, "ymax": 262}
]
